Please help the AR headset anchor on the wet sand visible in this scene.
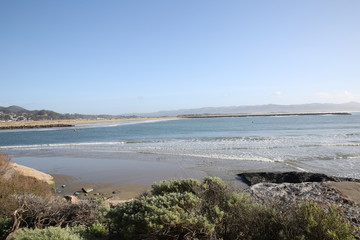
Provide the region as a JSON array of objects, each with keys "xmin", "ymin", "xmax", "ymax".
[{"xmin": 13, "ymin": 152, "xmax": 210, "ymax": 200}]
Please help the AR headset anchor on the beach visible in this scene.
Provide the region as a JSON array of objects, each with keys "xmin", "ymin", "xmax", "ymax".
[
  {"xmin": 0, "ymin": 117, "xmax": 177, "ymax": 130},
  {"xmin": 12, "ymin": 150, "xmax": 250, "ymax": 200},
  {"xmin": 2, "ymin": 114, "xmax": 360, "ymax": 200}
]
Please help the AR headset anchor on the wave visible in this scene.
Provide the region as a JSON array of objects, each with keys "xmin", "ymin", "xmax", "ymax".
[
  {"xmin": 3, "ymin": 138, "xmax": 360, "ymax": 151},
  {"xmin": 0, "ymin": 141, "xmax": 126, "ymax": 150},
  {"xmin": 298, "ymin": 143, "xmax": 360, "ymax": 148}
]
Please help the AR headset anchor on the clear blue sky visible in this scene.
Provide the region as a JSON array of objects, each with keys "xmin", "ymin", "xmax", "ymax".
[{"xmin": 1, "ymin": 1, "xmax": 359, "ymax": 114}]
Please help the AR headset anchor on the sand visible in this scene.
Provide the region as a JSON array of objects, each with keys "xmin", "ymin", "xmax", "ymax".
[
  {"xmin": 326, "ymin": 182, "xmax": 360, "ymax": 206},
  {"xmin": 13, "ymin": 153, "xmax": 208, "ymax": 200},
  {"xmin": 0, "ymin": 117, "xmax": 177, "ymax": 129}
]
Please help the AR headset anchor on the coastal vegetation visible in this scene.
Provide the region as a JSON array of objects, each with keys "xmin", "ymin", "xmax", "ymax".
[
  {"xmin": 0, "ymin": 153, "xmax": 359, "ymax": 240},
  {"xmin": 0, "ymin": 105, "xmax": 135, "ymax": 123}
]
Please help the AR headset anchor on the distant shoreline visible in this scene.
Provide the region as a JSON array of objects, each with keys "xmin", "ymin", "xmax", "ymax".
[
  {"xmin": 179, "ymin": 112, "xmax": 351, "ymax": 118},
  {"xmin": 0, "ymin": 113, "xmax": 351, "ymax": 130},
  {"xmin": 0, "ymin": 117, "xmax": 177, "ymax": 130}
]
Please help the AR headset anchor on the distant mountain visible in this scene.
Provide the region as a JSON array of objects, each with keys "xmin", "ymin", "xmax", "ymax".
[
  {"xmin": 138, "ymin": 102, "xmax": 360, "ymax": 117},
  {"xmin": 2, "ymin": 102, "xmax": 360, "ymax": 121},
  {"xmin": 0, "ymin": 105, "xmax": 28, "ymax": 113}
]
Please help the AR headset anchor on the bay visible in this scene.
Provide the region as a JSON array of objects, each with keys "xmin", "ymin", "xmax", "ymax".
[{"xmin": 1, "ymin": 114, "xmax": 360, "ymax": 181}]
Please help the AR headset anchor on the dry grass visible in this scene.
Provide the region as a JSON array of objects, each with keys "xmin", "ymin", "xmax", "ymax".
[
  {"xmin": 0, "ymin": 152, "xmax": 11, "ymax": 175},
  {"xmin": 0, "ymin": 153, "xmax": 54, "ymax": 216}
]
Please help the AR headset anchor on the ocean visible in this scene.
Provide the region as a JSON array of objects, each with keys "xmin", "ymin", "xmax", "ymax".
[{"xmin": 1, "ymin": 114, "xmax": 360, "ymax": 182}]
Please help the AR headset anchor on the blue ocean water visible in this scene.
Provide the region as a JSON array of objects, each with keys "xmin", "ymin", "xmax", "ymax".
[{"xmin": 1, "ymin": 114, "xmax": 360, "ymax": 178}]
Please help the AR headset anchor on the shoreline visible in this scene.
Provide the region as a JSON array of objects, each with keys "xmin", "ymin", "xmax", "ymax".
[
  {"xmin": 0, "ymin": 112, "xmax": 351, "ymax": 130},
  {"xmin": 0, "ymin": 117, "xmax": 177, "ymax": 130}
]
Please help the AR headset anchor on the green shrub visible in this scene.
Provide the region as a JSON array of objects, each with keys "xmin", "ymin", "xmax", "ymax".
[
  {"xmin": 70, "ymin": 222, "xmax": 108, "ymax": 240},
  {"xmin": 107, "ymin": 177, "xmax": 359, "ymax": 240},
  {"xmin": 86, "ymin": 222, "xmax": 108, "ymax": 238},
  {"xmin": 12, "ymin": 227, "xmax": 84, "ymax": 240},
  {"xmin": 284, "ymin": 201, "xmax": 358, "ymax": 240},
  {"xmin": 151, "ymin": 178, "xmax": 201, "ymax": 196},
  {"xmin": 0, "ymin": 215, "xmax": 12, "ymax": 240},
  {"xmin": 108, "ymin": 192, "xmax": 215, "ymax": 239}
]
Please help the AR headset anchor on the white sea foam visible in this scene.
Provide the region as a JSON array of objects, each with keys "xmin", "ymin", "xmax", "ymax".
[{"xmin": 0, "ymin": 141, "xmax": 125, "ymax": 150}]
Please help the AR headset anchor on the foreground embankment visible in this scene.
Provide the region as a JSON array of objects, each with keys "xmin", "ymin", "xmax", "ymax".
[{"xmin": 1, "ymin": 151, "xmax": 360, "ymax": 240}]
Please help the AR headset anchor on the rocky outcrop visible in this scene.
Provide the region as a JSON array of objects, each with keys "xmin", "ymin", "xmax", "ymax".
[
  {"xmin": 245, "ymin": 182, "xmax": 360, "ymax": 226},
  {"xmin": 238, "ymin": 171, "xmax": 360, "ymax": 226},
  {"xmin": 237, "ymin": 171, "xmax": 360, "ymax": 186},
  {"xmin": 2, "ymin": 163, "xmax": 54, "ymax": 185}
]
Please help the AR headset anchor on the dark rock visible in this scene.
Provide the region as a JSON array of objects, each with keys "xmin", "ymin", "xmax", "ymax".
[
  {"xmin": 61, "ymin": 185, "xmax": 66, "ymax": 188},
  {"xmin": 237, "ymin": 171, "xmax": 360, "ymax": 186},
  {"xmin": 82, "ymin": 188, "xmax": 93, "ymax": 193}
]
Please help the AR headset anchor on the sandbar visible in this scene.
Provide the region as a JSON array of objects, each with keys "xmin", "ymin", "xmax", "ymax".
[{"xmin": 0, "ymin": 117, "xmax": 177, "ymax": 130}]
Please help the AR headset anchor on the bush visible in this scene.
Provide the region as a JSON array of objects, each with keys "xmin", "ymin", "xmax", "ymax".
[
  {"xmin": 107, "ymin": 177, "xmax": 359, "ymax": 240},
  {"xmin": 0, "ymin": 153, "xmax": 53, "ymax": 216},
  {"xmin": 282, "ymin": 201, "xmax": 358, "ymax": 240},
  {"xmin": 12, "ymin": 227, "xmax": 84, "ymax": 240},
  {"xmin": 108, "ymin": 192, "xmax": 214, "ymax": 239},
  {"xmin": 0, "ymin": 153, "xmax": 11, "ymax": 175},
  {"xmin": 11, "ymin": 194, "xmax": 99, "ymax": 230},
  {"xmin": 151, "ymin": 178, "xmax": 201, "ymax": 196},
  {"xmin": 85, "ymin": 221, "xmax": 109, "ymax": 238},
  {"xmin": 0, "ymin": 215, "xmax": 12, "ymax": 240}
]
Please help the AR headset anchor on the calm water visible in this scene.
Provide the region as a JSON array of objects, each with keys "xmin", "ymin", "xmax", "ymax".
[{"xmin": 1, "ymin": 114, "xmax": 360, "ymax": 178}]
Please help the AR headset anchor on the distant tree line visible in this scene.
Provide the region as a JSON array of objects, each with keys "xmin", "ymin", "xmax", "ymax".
[{"xmin": 0, "ymin": 108, "xmax": 137, "ymax": 122}]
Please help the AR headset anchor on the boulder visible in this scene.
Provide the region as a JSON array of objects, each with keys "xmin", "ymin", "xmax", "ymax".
[
  {"xmin": 7, "ymin": 163, "xmax": 54, "ymax": 185},
  {"xmin": 64, "ymin": 195, "xmax": 79, "ymax": 204},
  {"xmin": 237, "ymin": 171, "xmax": 359, "ymax": 186},
  {"xmin": 81, "ymin": 188, "xmax": 93, "ymax": 193}
]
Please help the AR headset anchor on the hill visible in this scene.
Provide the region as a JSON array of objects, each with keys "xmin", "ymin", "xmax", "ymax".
[
  {"xmin": 0, "ymin": 106, "xmax": 124, "ymax": 122},
  {"xmin": 0, "ymin": 105, "xmax": 28, "ymax": 113}
]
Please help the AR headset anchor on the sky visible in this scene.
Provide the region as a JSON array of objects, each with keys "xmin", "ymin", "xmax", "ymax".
[{"xmin": 1, "ymin": 1, "xmax": 360, "ymax": 114}]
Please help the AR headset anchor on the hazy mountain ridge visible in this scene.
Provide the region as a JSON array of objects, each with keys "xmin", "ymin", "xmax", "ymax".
[
  {"xmin": 1, "ymin": 102, "xmax": 360, "ymax": 121},
  {"xmin": 138, "ymin": 102, "xmax": 360, "ymax": 117}
]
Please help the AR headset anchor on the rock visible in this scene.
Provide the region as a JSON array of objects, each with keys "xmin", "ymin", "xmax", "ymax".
[
  {"xmin": 112, "ymin": 191, "xmax": 116, "ymax": 194},
  {"xmin": 5, "ymin": 163, "xmax": 55, "ymax": 185},
  {"xmin": 64, "ymin": 195, "xmax": 79, "ymax": 203},
  {"xmin": 74, "ymin": 191, "xmax": 82, "ymax": 196},
  {"xmin": 61, "ymin": 185, "xmax": 66, "ymax": 188},
  {"xmin": 244, "ymin": 182, "xmax": 360, "ymax": 227},
  {"xmin": 82, "ymin": 188, "xmax": 93, "ymax": 193},
  {"xmin": 237, "ymin": 171, "xmax": 360, "ymax": 186}
]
